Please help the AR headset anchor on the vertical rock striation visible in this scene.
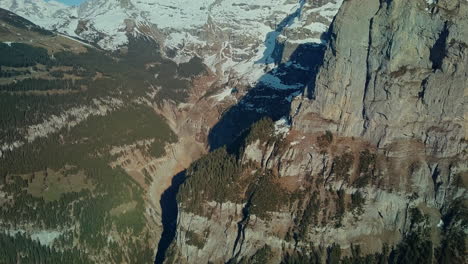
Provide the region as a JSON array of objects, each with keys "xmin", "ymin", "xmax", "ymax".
[{"xmin": 293, "ymin": 0, "xmax": 467, "ymax": 156}]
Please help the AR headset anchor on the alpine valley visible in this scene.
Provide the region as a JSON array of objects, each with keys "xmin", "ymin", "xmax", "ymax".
[{"xmin": 0, "ymin": 0, "xmax": 466, "ymax": 263}]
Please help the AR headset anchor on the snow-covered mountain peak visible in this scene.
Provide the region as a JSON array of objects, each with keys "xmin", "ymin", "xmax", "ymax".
[
  {"xmin": 1, "ymin": 0, "xmax": 77, "ymax": 29},
  {"xmin": 1, "ymin": 0, "xmax": 341, "ymax": 49}
]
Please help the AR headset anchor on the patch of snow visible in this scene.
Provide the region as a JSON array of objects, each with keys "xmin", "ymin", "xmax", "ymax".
[
  {"xmin": 30, "ymin": 230, "xmax": 62, "ymax": 246},
  {"xmin": 239, "ymin": 101, "xmax": 267, "ymax": 113},
  {"xmin": 107, "ymin": 234, "xmax": 115, "ymax": 243},
  {"xmin": 284, "ymin": 61, "xmax": 310, "ymax": 71},
  {"xmin": 58, "ymin": 33, "xmax": 93, "ymax": 47},
  {"xmin": 437, "ymin": 219, "xmax": 444, "ymax": 228},
  {"xmin": 59, "ymin": 19, "xmax": 80, "ymax": 38},
  {"xmin": 135, "ymin": 0, "xmax": 212, "ymax": 30},
  {"xmin": 0, "ymin": 141, "xmax": 24, "ymax": 158},
  {"xmin": 303, "ymin": 22, "xmax": 329, "ymax": 33},
  {"xmin": 211, "ymin": 87, "xmax": 233, "ymax": 102},
  {"xmin": 286, "ymin": 37, "xmax": 326, "ymax": 45},
  {"xmin": 274, "ymin": 116, "xmax": 290, "ymax": 136},
  {"xmin": 3, "ymin": 229, "xmax": 62, "ymax": 246},
  {"xmin": 231, "ymin": 59, "xmax": 268, "ymax": 86},
  {"xmin": 305, "ymin": 0, "xmax": 343, "ymax": 22},
  {"xmin": 166, "ymin": 31, "xmax": 206, "ymax": 49},
  {"xmin": 259, "ymin": 74, "xmax": 304, "ymax": 90}
]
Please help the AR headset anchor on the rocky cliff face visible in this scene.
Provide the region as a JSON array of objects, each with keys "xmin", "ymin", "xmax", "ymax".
[
  {"xmin": 294, "ymin": 0, "xmax": 467, "ymax": 157},
  {"xmin": 167, "ymin": 0, "xmax": 467, "ymax": 263}
]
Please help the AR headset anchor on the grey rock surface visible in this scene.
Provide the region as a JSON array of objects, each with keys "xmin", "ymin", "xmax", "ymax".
[
  {"xmin": 169, "ymin": 0, "xmax": 467, "ymax": 263},
  {"xmin": 293, "ymin": 0, "xmax": 467, "ymax": 157}
]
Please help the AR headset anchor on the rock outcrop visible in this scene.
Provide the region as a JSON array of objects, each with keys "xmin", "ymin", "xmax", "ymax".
[
  {"xmin": 167, "ymin": 0, "xmax": 467, "ymax": 263},
  {"xmin": 294, "ymin": 0, "xmax": 467, "ymax": 157}
]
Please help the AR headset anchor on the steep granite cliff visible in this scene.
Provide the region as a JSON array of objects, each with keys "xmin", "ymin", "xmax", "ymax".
[{"xmin": 167, "ymin": 0, "xmax": 467, "ymax": 263}]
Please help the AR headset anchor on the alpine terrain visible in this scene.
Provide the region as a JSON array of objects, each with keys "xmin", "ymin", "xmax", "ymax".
[{"xmin": 0, "ymin": 0, "xmax": 466, "ymax": 263}]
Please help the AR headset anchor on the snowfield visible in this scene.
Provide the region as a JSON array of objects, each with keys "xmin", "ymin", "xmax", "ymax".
[
  {"xmin": 1, "ymin": 0, "xmax": 343, "ymax": 92},
  {"xmin": 1, "ymin": 0, "xmax": 342, "ymax": 52}
]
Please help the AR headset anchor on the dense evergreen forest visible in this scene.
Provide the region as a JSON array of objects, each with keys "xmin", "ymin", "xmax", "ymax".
[
  {"xmin": 0, "ymin": 12, "xmax": 206, "ymax": 262},
  {"xmin": 0, "ymin": 232, "xmax": 90, "ymax": 264},
  {"xmin": 0, "ymin": 37, "xmax": 206, "ymax": 141}
]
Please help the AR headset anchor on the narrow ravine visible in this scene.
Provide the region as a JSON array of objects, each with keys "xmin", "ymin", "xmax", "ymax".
[
  {"xmin": 154, "ymin": 171, "xmax": 186, "ymax": 264},
  {"xmin": 227, "ymin": 193, "xmax": 254, "ymax": 264},
  {"xmin": 153, "ymin": 2, "xmax": 329, "ymax": 261}
]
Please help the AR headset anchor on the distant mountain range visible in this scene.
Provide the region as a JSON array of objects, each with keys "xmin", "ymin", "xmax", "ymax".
[{"xmin": 1, "ymin": 0, "xmax": 342, "ymax": 83}]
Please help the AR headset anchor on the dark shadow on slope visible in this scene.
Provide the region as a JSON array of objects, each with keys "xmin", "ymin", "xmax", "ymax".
[
  {"xmin": 208, "ymin": 0, "xmax": 331, "ymax": 150},
  {"xmin": 429, "ymin": 21, "xmax": 449, "ymax": 71},
  {"xmin": 153, "ymin": 41, "xmax": 327, "ymax": 261},
  {"xmin": 208, "ymin": 42, "xmax": 326, "ymax": 151},
  {"xmin": 154, "ymin": 170, "xmax": 186, "ymax": 264},
  {"xmin": 227, "ymin": 193, "xmax": 254, "ymax": 263}
]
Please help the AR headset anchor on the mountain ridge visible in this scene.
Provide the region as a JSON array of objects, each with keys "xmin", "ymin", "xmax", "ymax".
[{"xmin": 1, "ymin": 0, "xmax": 342, "ymax": 84}]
